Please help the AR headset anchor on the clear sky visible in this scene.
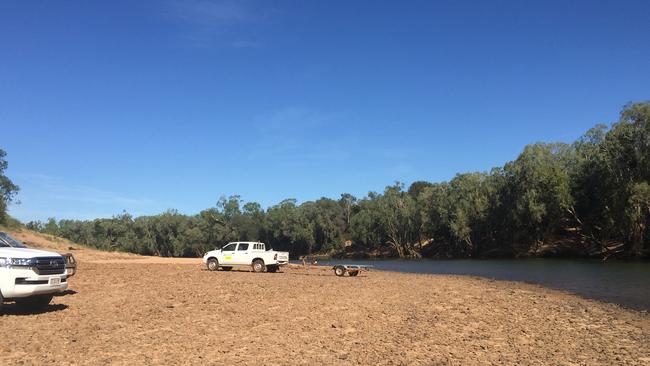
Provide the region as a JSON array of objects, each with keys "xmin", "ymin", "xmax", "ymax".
[{"xmin": 2, "ymin": 0, "xmax": 649, "ymax": 222}]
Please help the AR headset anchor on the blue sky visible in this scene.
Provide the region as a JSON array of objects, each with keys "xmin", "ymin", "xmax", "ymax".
[{"xmin": 2, "ymin": 0, "xmax": 649, "ymax": 222}]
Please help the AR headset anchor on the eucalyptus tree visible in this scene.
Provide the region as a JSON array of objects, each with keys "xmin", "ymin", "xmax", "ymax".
[
  {"xmin": 264, "ymin": 199, "xmax": 313, "ymax": 255},
  {"xmin": 300, "ymin": 198, "xmax": 346, "ymax": 253},
  {"xmin": 0, "ymin": 149, "xmax": 19, "ymax": 223},
  {"xmin": 502, "ymin": 143, "xmax": 574, "ymax": 252},
  {"xmin": 600, "ymin": 102, "xmax": 650, "ymax": 255},
  {"xmin": 349, "ymin": 193, "xmax": 384, "ymax": 251},
  {"xmin": 375, "ymin": 183, "xmax": 421, "ymax": 258}
]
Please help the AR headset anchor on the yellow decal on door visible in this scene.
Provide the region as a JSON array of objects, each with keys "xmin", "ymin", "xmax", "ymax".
[{"xmin": 224, "ymin": 256, "xmax": 232, "ymax": 260}]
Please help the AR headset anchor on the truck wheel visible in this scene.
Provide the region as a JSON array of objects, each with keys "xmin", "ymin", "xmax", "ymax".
[
  {"xmin": 334, "ymin": 266, "xmax": 346, "ymax": 277},
  {"xmin": 16, "ymin": 295, "xmax": 53, "ymax": 309},
  {"xmin": 207, "ymin": 258, "xmax": 219, "ymax": 271},
  {"xmin": 221, "ymin": 266, "xmax": 232, "ymax": 271},
  {"xmin": 252, "ymin": 259, "xmax": 265, "ymax": 273},
  {"xmin": 0, "ymin": 291, "xmax": 4, "ymax": 311},
  {"xmin": 267, "ymin": 265, "xmax": 278, "ymax": 273},
  {"xmin": 349, "ymin": 271, "xmax": 359, "ymax": 277}
]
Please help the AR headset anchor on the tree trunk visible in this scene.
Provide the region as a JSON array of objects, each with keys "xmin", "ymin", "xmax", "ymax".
[{"xmin": 389, "ymin": 238, "xmax": 406, "ymax": 258}]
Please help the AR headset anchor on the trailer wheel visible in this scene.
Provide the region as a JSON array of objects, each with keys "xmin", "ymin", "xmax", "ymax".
[
  {"xmin": 252, "ymin": 259, "xmax": 265, "ymax": 273},
  {"xmin": 334, "ymin": 266, "xmax": 346, "ymax": 277},
  {"xmin": 207, "ymin": 258, "xmax": 219, "ymax": 271},
  {"xmin": 349, "ymin": 271, "xmax": 359, "ymax": 277}
]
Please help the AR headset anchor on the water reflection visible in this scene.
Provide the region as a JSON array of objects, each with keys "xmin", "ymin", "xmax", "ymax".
[{"xmin": 310, "ymin": 258, "xmax": 650, "ymax": 311}]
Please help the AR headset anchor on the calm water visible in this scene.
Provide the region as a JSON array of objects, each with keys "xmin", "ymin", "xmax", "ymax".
[{"xmin": 311, "ymin": 258, "xmax": 650, "ymax": 311}]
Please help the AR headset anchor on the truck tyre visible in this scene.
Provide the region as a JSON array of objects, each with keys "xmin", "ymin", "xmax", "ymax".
[
  {"xmin": 207, "ymin": 258, "xmax": 219, "ymax": 271},
  {"xmin": 349, "ymin": 271, "xmax": 359, "ymax": 277},
  {"xmin": 0, "ymin": 291, "xmax": 4, "ymax": 311},
  {"xmin": 334, "ymin": 266, "xmax": 346, "ymax": 277},
  {"xmin": 16, "ymin": 295, "xmax": 53, "ymax": 310},
  {"xmin": 252, "ymin": 259, "xmax": 265, "ymax": 273},
  {"xmin": 267, "ymin": 265, "xmax": 278, "ymax": 273},
  {"xmin": 221, "ymin": 266, "xmax": 233, "ymax": 271}
]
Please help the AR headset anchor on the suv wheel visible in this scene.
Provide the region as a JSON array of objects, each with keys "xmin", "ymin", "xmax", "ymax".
[{"xmin": 207, "ymin": 258, "xmax": 219, "ymax": 271}]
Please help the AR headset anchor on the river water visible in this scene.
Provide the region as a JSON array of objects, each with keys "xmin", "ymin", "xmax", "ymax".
[{"xmin": 309, "ymin": 258, "xmax": 650, "ymax": 311}]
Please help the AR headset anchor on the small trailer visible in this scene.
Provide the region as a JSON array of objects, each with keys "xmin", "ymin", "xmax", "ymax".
[{"xmin": 332, "ymin": 264, "xmax": 372, "ymax": 277}]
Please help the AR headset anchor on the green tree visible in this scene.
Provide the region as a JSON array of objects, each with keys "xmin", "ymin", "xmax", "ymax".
[
  {"xmin": 350, "ymin": 193, "xmax": 384, "ymax": 251},
  {"xmin": 503, "ymin": 143, "xmax": 574, "ymax": 252},
  {"xmin": 375, "ymin": 183, "xmax": 421, "ymax": 258},
  {"xmin": 627, "ymin": 182, "xmax": 650, "ymax": 256},
  {"xmin": 339, "ymin": 193, "xmax": 357, "ymax": 230},
  {"xmin": 265, "ymin": 199, "xmax": 313, "ymax": 255},
  {"xmin": 0, "ymin": 149, "xmax": 20, "ymax": 223}
]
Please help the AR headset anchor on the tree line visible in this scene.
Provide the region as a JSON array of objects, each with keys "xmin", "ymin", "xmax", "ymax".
[{"xmin": 16, "ymin": 102, "xmax": 650, "ymax": 259}]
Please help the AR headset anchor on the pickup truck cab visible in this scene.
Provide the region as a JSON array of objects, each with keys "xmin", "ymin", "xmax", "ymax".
[
  {"xmin": 0, "ymin": 244, "xmax": 69, "ymax": 310},
  {"xmin": 203, "ymin": 241, "xmax": 289, "ymax": 273}
]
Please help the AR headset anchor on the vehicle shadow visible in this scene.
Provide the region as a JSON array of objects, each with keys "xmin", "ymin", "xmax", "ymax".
[
  {"xmin": 286, "ymin": 272, "xmax": 333, "ymax": 277},
  {"xmin": 200, "ymin": 268, "xmax": 252, "ymax": 273},
  {"xmin": 201, "ymin": 268, "xmax": 289, "ymax": 274},
  {"xmin": 54, "ymin": 289, "xmax": 78, "ymax": 297},
  {"xmin": 0, "ymin": 303, "xmax": 68, "ymax": 316},
  {"xmin": 286, "ymin": 271, "xmax": 369, "ymax": 278}
]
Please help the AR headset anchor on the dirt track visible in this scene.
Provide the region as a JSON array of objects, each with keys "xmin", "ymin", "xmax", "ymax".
[{"xmin": 1, "ymin": 231, "xmax": 649, "ymax": 365}]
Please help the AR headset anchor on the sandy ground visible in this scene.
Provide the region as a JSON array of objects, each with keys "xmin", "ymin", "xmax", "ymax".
[{"xmin": 1, "ymin": 230, "xmax": 649, "ymax": 365}]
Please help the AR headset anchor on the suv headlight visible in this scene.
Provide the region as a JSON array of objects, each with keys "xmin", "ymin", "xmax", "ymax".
[
  {"xmin": 11, "ymin": 258, "xmax": 37, "ymax": 266},
  {"xmin": 0, "ymin": 257, "xmax": 37, "ymax": 268}
]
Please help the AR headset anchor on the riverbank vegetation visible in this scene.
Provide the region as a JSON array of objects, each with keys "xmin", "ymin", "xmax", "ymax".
[
  {"xmin": 0, "ymin": 149, "xmax": 20, "ymax": 226},
  {"xmin": 13, "ymin": 102, "xmax": 650, "ymax": 259}
]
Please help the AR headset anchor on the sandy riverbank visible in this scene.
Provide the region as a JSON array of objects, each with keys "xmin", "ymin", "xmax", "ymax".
[{"xmin": 1, "ymin": 231, "xmax": 649, "ymax": 365}]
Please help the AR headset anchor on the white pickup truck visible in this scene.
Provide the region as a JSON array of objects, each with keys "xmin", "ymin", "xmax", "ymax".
[
  {"xmin": 203, "ymin": 241, "xmax": 289, "ymax": 273},
  {"xmin": 0, "ymin": 244, "xmax": 69, "ymax": 310}
]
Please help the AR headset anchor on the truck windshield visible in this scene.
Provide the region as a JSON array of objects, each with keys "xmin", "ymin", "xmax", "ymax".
[{"xmin": 0, "ymin": 232, "xmax": 28, "ymax": 248}]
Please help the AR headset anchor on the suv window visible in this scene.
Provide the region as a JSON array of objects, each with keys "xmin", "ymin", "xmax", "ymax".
[
  {"xmin": 237, "ymin": 243, "xmax": 249, "ymax": 251},
  {"xmin": 222, "ymin": 243, "xmax": 236, "ymax": 251}
]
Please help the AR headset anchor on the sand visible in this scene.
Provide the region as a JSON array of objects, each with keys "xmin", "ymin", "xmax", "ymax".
[{"xmin": 1, "ymin": 230, "xmax": 649, "ymax": 365}]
